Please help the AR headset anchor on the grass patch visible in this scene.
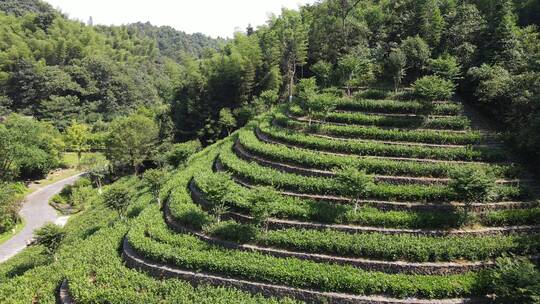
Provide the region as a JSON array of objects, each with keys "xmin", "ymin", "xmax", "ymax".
[{"xmin": 0, "ymin": 219, "xmax": 25, "ymax": 245}]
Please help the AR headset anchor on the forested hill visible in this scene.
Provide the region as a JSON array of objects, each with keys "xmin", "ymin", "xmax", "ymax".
[
  {"xmin": 119, "ymin": 22, "xmax": 225, "ymax": 59},
  {"xmin": 0, "ymin": 0, "xmax": 55, "ymax": 16},
  {"xmin": 0, "ymin": 0, "xmax": 221, "ymax": 131}
]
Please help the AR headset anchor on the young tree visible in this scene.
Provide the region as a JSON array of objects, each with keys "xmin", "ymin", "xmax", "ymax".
[
  {"xmin": 302, "ymin": 93, "xmax": 338, "ymax": 125},
  {"xmin": 105, "ymin": 114, "xmax": 159, "ymax": 175},
  {"xmin": 387, "ymin": 48, "xmax": 407, "ymax": 92},
  {"xmin": 81, "ymin": 153, "xmax": 108, "ymax": 194},
  {"xmin": 218, "ymin": 108, "xmax": 236, "ymax": 136},
  {"xmin": 64, "ymin": 121, "xmax": 91, "ymax": 168},
  {"xmin": 34, "ymin": 223, "xmax": 65, "ymax": 261},
  {"xmin": 248, "ymin": 186, "xmax": 280, "ymax": 233},
  {"xmin": 401, "ymin": 36, "xmax": 431, "ymax": 80},
  {"xmin": 270, "ymin": 9, "xmax": 309, "ymax": 101},
  {"xmin": 311, "ymin": 60, "xmax": 333, "ymax": 88},
  {"xmin": 450, "ymin": 167, "xmax": 495, "ymax": 224},
  {"xmin": 338, "ymin": 47, "xmax": 375, "ymax": 96},
  {"xmin": 296, "ymin": 77, "xmax": 319, "ymax": 102},
  {"xmin": 202, "ymin": 172, "xmax": 236, "ymax": 223},
  {"xmin": 102, "ymin": 183, "xmax": 131, "ymax": 219},
  {"xmin": 142, "ymin": 168, "xmax": 167, "ymax": 206},
  {"xmin": 335, "ymin": 167, "xmax": 374, "ymax": 213}
]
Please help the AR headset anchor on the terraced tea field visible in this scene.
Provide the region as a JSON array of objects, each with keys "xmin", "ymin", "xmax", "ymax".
[{"xmin": 119, "ymin": 92, "xmax": 539, "ymax": 303}]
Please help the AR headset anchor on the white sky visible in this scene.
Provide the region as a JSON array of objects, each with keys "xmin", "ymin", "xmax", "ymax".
[{"xmin": 44, "ymin": 0, "xmax": 316, "ymax": 38}]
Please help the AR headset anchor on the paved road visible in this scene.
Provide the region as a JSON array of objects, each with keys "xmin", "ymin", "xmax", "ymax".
[{"xmin": 0, "ymin": 174, "xmax": 83, "ymax": 263}]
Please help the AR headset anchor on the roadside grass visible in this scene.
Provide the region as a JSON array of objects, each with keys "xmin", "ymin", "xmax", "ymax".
[{"xmin": 0, "ymin": 219, "xmax": 25, "ymax": 245}]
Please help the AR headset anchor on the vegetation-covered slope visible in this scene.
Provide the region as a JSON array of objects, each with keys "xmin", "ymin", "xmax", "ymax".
[
  {"xmin": 122, "ymin": 88, "xmax": 539, "ymax": 303},
  {"xmin": 1, "ymin": 0, "xmax": 540, "ymax": 303}
]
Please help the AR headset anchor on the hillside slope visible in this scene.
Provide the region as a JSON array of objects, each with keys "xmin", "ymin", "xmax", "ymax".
[{"xmin": 118, "ymin": 91, "xmax": 539, "ymax": 303}]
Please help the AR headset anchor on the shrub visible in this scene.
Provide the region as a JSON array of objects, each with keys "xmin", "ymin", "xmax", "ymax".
[
  {"xmin": 50, "ymin": 194, "xmax": 67, "ymax": 205},
  {"xmin": 205, "ymin": 220, "xmax": 258, "ymax": 243},
  {"xmin": 450, "ymin": 167, "xmax": 496, "ymax": 204},
  {"xmin": 34, "ymin": 223, "xmax": 65, "ymax": 260},
  {"xmin": 102, "ymin": 183, "xmax": 132, "ymax": 219},
  {"xmin": 428, "ymin": 55, "xmax": 461, "ymax": 81},
  {"xmin": 198, "ymin": 171, "xmax": 236, "ymax": 223},
  {"xmin": 300, "ymin": 93, "xmax": 338, "ymax": 125},
  {"xmin": 488, "ymin": 257, "xmax": 540, "ymax": 303},
  {"xmin": 296, "ymin": 77, "xmax": 318, "ymax": 102},
  {"xmin": 0, "ymin": 182, "xmax": 24, "ymax": 233},
  {"xmin": 73, "ymin": 177, "xmax": 92, "ymax": 188},
  {"xmin": 248, "ymin": 186, "xmax": 280, "ymax": 232},
  {"xmin": 413, "ymin": 75, "xmax": 456, "ymax": 101},
  {"xmin": 166, "ymin": 140, "xmax": 202, "ymax": 167}
]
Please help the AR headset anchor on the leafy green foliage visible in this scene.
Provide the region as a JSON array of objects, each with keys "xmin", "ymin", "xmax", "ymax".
[
  {"xmin": 218, "ymin": 108, "xmax": 237, "ymax": 136},
  {"xmin": 450, "ymin": 167, "xmax": 496, "ymax": 204},
  {"xmin": 165, "ymin": 140, "xmax": 201, "ymax": 168},
  {"xmin": 248, "ymin": 186, "xmax": 280, "ymax": 232},
  {"xmin": 428, "ymin": 55, "xmax": 462, "ymax": 81},
  {"xmin": 34, "ymin": 223, "xmax": 65, "ymax": 257},
  {"xmin": 0, "ymin": 114, "xmax": 63, "ymax": 180},
  {"xmin": 387, "ymin": 48, "xmax": 407, "ymax": 92},
  {"xmin": 102, "ymin": 183, "xmax": 132, "ymax": 219},
  {"xmin": 64, "ymin": 121, "xmax": 91, "ymax": 168},
  {"xmin": 0, "ymin": 182, "xmax": 24, "ymax": 233},
  {"xmin": 105, "ymin": 114, "xmax": 159, "ymax": 174},
  {"xmin": 413, "ymin": 75, "xmax": 456, "ymax": 101},
  {"xmin": 142, "ymin": 168, "xmax": 168, "ymax": 205},
  {"xmin": 488, "ymin": 257, "xmax": 540, "ymax": 303}
]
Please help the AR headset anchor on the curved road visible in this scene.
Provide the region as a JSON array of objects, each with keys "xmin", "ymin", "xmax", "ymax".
[{"xmin": 0, "ymin": 173, "xmax": 83, "ymax": 263}]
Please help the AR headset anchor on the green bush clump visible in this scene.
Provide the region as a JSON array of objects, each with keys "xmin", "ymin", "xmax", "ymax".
[
  {"xmin": 488, "ymin": 257, "xmax": 540, "ymax": 304},
  {"xmin": 0, "ymin": 182, "xmax": 25, "ymax": 233},
  {"xmin": 450, "ymin": 167, "xmax": 496, "ymax": 203},
  {"xmin": 166, "ymin": 140, "xmax": 202, "ymax": 167},
  {"xmin": 413, "ymin": 75, "xmax": 456, "ymax": 101}
]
